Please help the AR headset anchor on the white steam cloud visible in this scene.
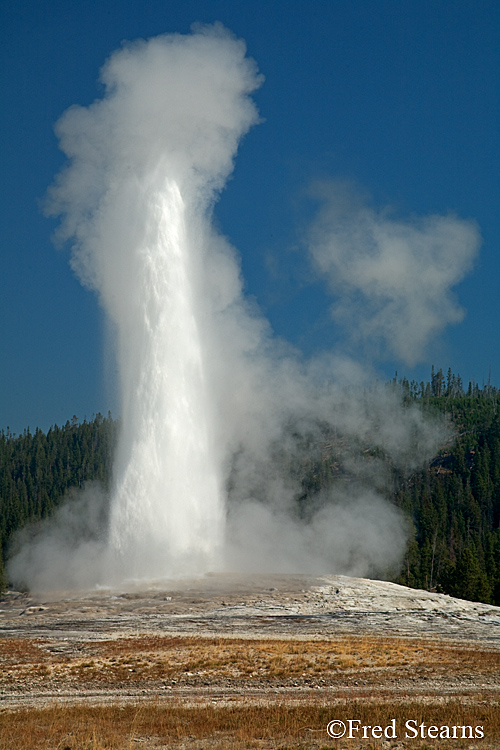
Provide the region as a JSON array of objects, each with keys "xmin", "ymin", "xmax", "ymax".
[
  {"xmin": 7, "ymin": 25, "xmax": 478, "ymax": 591},
  {"xmin": 308, "ymin": 182, "xmax": 480, "ymax": 365}
]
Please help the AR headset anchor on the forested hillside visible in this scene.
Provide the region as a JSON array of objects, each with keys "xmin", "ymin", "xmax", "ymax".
[
  {"xmin": 394, "ymin": 369, "xmax": 500, "ymax": 605},
  {"xmin": 0, "ymin": 413, "xmax": 116, "ymax": 588},
  {"xmin": 293, "ymin": 367, "xmax": 500, "ymax": 606},
  {"xmin": 1, "ymin": 371, "xmax": 499, "ymax": 605}
]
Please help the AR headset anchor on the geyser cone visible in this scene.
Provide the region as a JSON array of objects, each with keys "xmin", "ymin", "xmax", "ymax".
[{"xmin": 45, "ymin": 26, "xmax": 262, "ymax": 582}]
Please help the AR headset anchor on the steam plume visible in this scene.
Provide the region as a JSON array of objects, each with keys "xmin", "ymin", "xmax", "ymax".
[
  {"xmin": 7, "ymin": 26, "xmax": 480, "ymax": 590},
  {"xmin": 44, "ymin": 24, "xmax": 263, "ymax": 581},
  {"xmin": 308, "ymin": 182, "xmax": 480, "ymax": 365}
]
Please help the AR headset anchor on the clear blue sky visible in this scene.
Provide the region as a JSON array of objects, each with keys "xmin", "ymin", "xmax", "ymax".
[{"xmin": 1, "ymin": 0, "xmax": 499, "ymax": 434}]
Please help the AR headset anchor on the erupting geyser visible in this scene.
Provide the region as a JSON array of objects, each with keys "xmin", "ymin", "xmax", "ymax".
[
  {"xmin": 109, "ymin": 180, "xmax": 224, "ymax": 576},
  {"xmin": 8, "ymin": 24, "xmax": 480, "ymax": 591},
  {"xmin": 46, "ymin": 25, "xmax": 262, "ymax": 580}
]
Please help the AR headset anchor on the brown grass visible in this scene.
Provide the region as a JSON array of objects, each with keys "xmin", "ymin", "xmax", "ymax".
[
  {"xmin": 0, "ymin": 699, "xmax": 498, "ymax": 749},
  {"xmin": 1, "ymin": 635, "xmax": 499, "ymax": 747},
  {"xmin": 1, "ymin": 634, "xmax": 499, "ymax": 687}
]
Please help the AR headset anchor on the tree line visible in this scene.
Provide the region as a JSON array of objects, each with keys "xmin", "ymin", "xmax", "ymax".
[
  {"xmin": 394, "ymin": 368, "xmax": 500, "ymax": 604},
  {"xmin": 0, "ymin": 370, "xmax": 499, "ymax": 604},
  {"xmin": 296, "ymin": 368, "xmax": 500, "ymax": 605},
  {"xmin": 0, "ymin": 413, "xmax": 116, "ymax": 588}
]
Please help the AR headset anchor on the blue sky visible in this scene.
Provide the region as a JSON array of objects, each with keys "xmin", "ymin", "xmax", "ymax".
[{"xmin": 1, "ymin": 0, "xmax": 499, "ymax": 434}]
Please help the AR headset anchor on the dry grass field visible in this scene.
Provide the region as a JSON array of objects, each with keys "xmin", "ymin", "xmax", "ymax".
[
  {"xmin": 0, "ymin": 633, "xmax": 499, "ymax": 749},
  {"xmin": 1, "ymin": 634, "xmax": 499, "ymax": 688},
  {"xmin": 0, "ymin": 698, "xmax": 498, "ymax": 750}
]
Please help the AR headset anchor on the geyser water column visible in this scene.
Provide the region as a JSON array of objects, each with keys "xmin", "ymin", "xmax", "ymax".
[
  {"xmin": 46, "ymin": 26, "xmax": 262, "ymax": 581},
  {"xmin": 109, "ymin": 177, "xmax": 223, "ymax": 577}
]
